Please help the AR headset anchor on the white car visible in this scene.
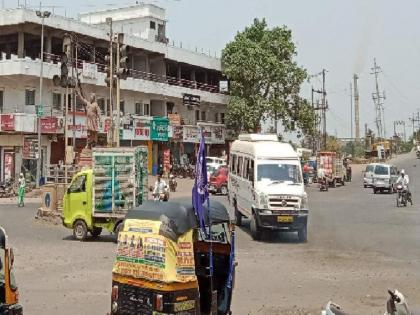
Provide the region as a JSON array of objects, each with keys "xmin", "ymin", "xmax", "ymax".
[{"xmin": 363, "ymin": 163, "xmax": 380, "ymax": 188}]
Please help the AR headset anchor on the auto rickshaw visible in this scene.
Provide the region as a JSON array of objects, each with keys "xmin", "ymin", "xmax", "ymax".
[
  {"xmin": 0, "ymin": 227, "xmax": 23, "ymax": 315},
  {"xmin": 109, "ymin": 200, "xmax": 236, "ymax": 315}
]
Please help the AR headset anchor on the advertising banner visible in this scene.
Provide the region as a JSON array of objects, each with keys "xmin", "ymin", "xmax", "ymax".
[
  {"xmin": 112, "ymin": 219, "xmax": 196, "ymax": 283},
  {"xmin": 41, "ymin": 117, "xmax": 60, "ymax": 134},
  {"xmin": 151, "ymin": 117, "xmax": 169, "ymax": 141},
  {"xmin": 22, "ymin": 135, "xmax": 38, "ymax": 160},
  {"xmin": 1, "ymin": 114, "xmax": 15, "ymax": 131},
  {"xmin": 121, "ymin": 117, "xmax": 151, "ymax": 141},
  {"xmin": 67, "ymin": 112, "xmax": 87, "ymax": 138}
]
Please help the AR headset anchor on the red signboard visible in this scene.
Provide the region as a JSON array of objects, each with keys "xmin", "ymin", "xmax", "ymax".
[
  {"xmin": 1, "ymin": 114, "xmax": 15, "ymax": 131},
  {"xmin": 41, "ymin": 117, "xmax": 58, "ymax": 133}
]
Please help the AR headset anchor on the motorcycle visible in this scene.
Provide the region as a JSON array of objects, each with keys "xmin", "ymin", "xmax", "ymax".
[
  {"xmin": 321, "ymin": 289, "xmax": 417, "ymax": 315},
  {"xmin": 169, "ymin": 174, "xmax": 177, "ymax": 192},
  {"xmin": 396, "ymin": 183, "xmax": 412, "ymax": 207},
  {"xmin": 416, "ymin": 151, "xmax": 420, "ymax": 159},
  {"xmin": 0, "ymin": 178, "xmax": 15, "ymax": 198},
  {"xmin": 153, "ymin": 185, "xmax": 170, "ymax": 202},
  {"xmin": 319, "ymin": 177, "xmax": 329, "ymax": 192}
]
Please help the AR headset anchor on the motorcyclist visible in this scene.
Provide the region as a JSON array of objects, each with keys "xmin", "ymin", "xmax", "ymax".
[
  {"xmin": 153, "ymin": 175, "xmax": 167, "ymax": 199},
  {"xmin": 396, "ymin": 169, "xmax": 411, "ymax": 202}
]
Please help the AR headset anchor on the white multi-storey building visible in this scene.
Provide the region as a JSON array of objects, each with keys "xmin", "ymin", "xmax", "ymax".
[{"xmin": 0, "ymin": 4, "xmax": 229, "ymax": 181}]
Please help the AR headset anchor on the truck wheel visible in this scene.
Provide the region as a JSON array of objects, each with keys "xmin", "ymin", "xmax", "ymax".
[
  {"xmin": 220, "ymin": 186, "xmax": 228, "ymax": 195},
  {"xmin": 73, "ymin": 220, "xmax": 88, "ymax": 241},
  {"xmin": 114, "ymin": 222, "xmax": 123, "ymax": 243},
  {"xmin": 234, "ymin": 202, "xmax": 242, "ymax": 227},
  {"xmin": 250, "ymin": 212, "xmax": 261, "ymax": 241},
  {"xmin": 332, "ymin": 179, "xmax": 337, "ymax": 188},
  {"xmin": 298, "ymin": 225, "xmax": 308, "ymax": 243},
  {"xmin": 91, "ymin": 227, "xmax": 102, "ymax": 237}
]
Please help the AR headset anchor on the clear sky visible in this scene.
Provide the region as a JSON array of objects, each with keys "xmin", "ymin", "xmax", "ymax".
[{"xmin": 7, "ymin": 0, "xmax": 420, "ymax": 138}]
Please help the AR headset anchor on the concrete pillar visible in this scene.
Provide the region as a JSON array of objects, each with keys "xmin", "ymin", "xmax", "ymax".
[
  {"xmin": 177, "ymin": 64, "xmax": 182, "ymax": 80},
  {"xmin": 204, "ymin": 71, "xmax": 208, "ymax": 84},
  {"xmin": 17, "ymin": 31, "xmax": 25, "ymax": 58},
  {"xmin": 145, "ymin": 54, "xmax": 150, "ymax": 73},
  {"xmin": 45, "ymin": 34, "xmax": 52, "ymax": 55}
]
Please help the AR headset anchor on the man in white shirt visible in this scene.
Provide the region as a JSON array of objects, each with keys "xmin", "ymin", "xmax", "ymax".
[{"xmin": 153, "ymin": 175, "xmax": 167, "ymax": 199}]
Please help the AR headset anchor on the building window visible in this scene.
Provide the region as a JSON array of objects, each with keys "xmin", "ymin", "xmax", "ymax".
[
  {"xmin": 201, "ymin": 111, "xmax": 206, "ymax": 121},
  {"xmin": 214, "ymin": 112, "xmax": 219, "ymax": 123},
  {"xmin": 195, "ymin": 110, "xmax": 200, "ymax": 122},
  {"xmin": 120, "ymin": 101, "xmax": 125, "ymax": 114},
  {"xmin": 135, "ymin": 103, "xmax": 142, "ymax": 115},
  {"xmin": 0, "ymin": 90, "xmax": 3, "ymax": 113},
  {"xmin": 221, "ymin": 112, "xmax": 225, "ymax": 124},
  {"xmin": 150, "ymin": 21, "xmax": 156, "ymax": 30},
  {"xmin": 25, "ymin": 89, "xmax": 35, "ymax": 106},
  {"xmin": 97, "ymin": 98, "xmax": 105, "ymax": 115},
  {"xmin": 166, "ymin": 102, "xmax": 174, "ymax": 115},
  {"xmin": 52, "ymin": 92, "xmax": 61, "ymax": 111},
  {"xmin": 144, "ymin": 103, "xmax": 150, "ymax": 116}
]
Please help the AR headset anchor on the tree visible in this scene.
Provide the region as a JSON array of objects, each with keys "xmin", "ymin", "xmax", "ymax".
[
  {"xmin": 325, "ymin": 136, "xmax": 342, "ymax": 153},
  {"xmin": 222, "ymin": 18, "xmax": 314, "ymax": 136}
]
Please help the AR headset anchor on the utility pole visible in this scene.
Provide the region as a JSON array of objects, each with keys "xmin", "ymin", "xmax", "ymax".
[
  {"xmin": 353, "ymin": 74, "xmax": 360, "ymax": 143},
  {"xmin": 106, "ymin": 17, "xmax": 114, "ymax": 147},
  {"xmin": 349, "ymin": 82, "xmax": 353, "ymax": 140},
  {"xmin": 115, "ymin": 33, "xmax": 121, "ymax": 147},
  {"xmin": 35, "ymin": 10, "xmax": 51, "ymax": 188},
  {"xmin": 371, "ymin": 58, "xmax": 386, "ymax": 139},
  {"xmin": 322, "ymin": 69, "xmax": 327, "ymax": 150}
]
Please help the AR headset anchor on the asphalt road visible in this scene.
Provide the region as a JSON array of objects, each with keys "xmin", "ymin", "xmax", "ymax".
[{"xmin": 1, "ymin": 152, "xmax": 420, "ymax": 315}]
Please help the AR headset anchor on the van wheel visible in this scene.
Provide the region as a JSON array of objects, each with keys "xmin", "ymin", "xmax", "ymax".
[
  {"xmin": 250, "ymin": 212, "xmax": 261, "ymax": 241},
  {"xmin": 114, "ymin": 222, "xmax": 123, "ymax": 243},
  {"xmin": 298, "ymin": 226, "xmax": 308, "ymax": 243},
  {"xmin": 220, "ymin": 186, "xmax": 228, "ymax": 195},
  {"xmin": 234, "ymin": 202, "xmax": 242, "ymax": 227},
  {"xmin": 73, "ymin": 220, "xmax": 88, "ymax": 241},
  {"xmin": 91, "ymin": 227, "xmax": 102, "ymax": 237}
]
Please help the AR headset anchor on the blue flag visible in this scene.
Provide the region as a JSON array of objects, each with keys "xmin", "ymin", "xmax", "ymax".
[{"xmin": 192, "ymin": 132, "xmax": 209, "ymax": 236}]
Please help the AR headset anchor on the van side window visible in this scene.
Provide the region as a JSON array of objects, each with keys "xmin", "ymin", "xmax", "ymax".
[
  {"xmin": 237, "ymin": 156, "xmax": 243, "ymax": 177},
  {"xmin": 243, "ymin": 158, "xmax": 249, "ymax": 179},
  {"xmin": 249, "ymin": 160, "xmax": 254, "ymax": 181},
  {"xmin": 231, "ymin": 155, "xmax": 237, "ymax": 174}
]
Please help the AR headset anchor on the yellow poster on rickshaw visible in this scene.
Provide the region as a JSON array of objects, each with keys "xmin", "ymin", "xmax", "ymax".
[{"xmin": 112, "ymin": 219, "xmax": 197, "ymax": 283}]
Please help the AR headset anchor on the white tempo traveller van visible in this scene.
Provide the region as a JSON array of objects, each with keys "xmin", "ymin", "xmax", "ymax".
[{"xmin": 228, "ymin": 134, "xmax": 309, "ymax": 242}]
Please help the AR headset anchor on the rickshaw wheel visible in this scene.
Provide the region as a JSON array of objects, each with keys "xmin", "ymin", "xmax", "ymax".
[
  {"xmin": 114, "ymin": 221, "xmax": 123, "ymax": 243},
  {"xmin": 73, "ymin": 220, "xmax": 88, "ymax": 241},
  {"xmin": 234, "ymin": 202, "xmax": 242, "ymax": 227}
]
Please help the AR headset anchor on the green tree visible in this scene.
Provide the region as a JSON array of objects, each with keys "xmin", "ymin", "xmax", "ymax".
[
  {"xmin": 222, "ymin": 18, "xmax": 314, "ymax": 135},
  {"xmin": 325, "ymin": 136, "xmax": 342, "ymax": 153}
]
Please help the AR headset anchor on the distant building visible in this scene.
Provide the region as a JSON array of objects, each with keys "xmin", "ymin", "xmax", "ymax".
[{"xmin": 0, "ymin": 3, "xmax": 230, "ymax": 181}]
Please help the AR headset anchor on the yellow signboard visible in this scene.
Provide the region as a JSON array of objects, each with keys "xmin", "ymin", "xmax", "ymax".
[{"xmin": 112, "ymin": 219, "xmax": 197, "ymax": 283}]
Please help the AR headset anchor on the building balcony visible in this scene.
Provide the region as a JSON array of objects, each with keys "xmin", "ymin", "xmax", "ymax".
[{"xmin": 0, "ymin": 54, "xmax": 228, "ymax": 105}]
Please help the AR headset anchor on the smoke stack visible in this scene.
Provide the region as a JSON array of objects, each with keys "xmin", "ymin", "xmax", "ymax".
[{"xmin": 353, "ymin": 74, "xmax": 360, "ymax": 142}]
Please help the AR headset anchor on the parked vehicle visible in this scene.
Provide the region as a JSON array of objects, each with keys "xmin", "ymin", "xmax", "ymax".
[
  {"xmin": 169, "ymin": 174, "xmax": 177, "ymax": 192},
  {"xmin": 0, "ymin": 178, "xmax": 15, "ymax": 198},
  {"xmin": 228, "ymin": 134, "xmax": 308, "ymax": 242},
  {"xmin": 61, "ymin": 147, "xmax": 148, "ymax": 241},
  {"xmin": 209, "ymin": 166, "xmax": 229, "ymax": 195},
  {"xmin": 0, "ymin": 226, "xmax": 23, "ymax": 315},
  {"xmin": 316, "ymin": 152, "xmax": 345, "ymax": 187},
  {"xmin": 321, "ymin": 289, "xmax": 417, "ymax": 315},
  {"xmin": 206, "ymin": 156, "xmax": 226, "ymax": 167},
  {"xmin": 109, "ymin": 200, "xmax": 236, "ymax": 315},
  {"xmin": 372, "ymin": 164, "xmax": 398, "ymax": 194},
  {"xmin": 363, "ymin": 163, "xmax": 380, "ymax": 188}
]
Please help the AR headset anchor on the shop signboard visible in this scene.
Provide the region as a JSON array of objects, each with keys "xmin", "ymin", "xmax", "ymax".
[
  {"xmin": 151, "ymin": 117, "xmax": 169, "ymax": 142},
  {"xmin": 167, "ymin": 113, "xmax": 181, "ymax": 125},
  {"xmin": 67, "ymin": 112, "xmax": 87, "ymax": 139},
  {"xmin": 14, "ymin": 114, "xmax": 36, "ymax": 133},
  {"xmin": 82, "ymin": 61, "xmax": 98, "ymax": 80},
  {"xmin": 1, "ymin": 114, "xmax": 15, "ymax": 131},
  {"xmin": 171, "ymin": 125, "xmax": 183, "ymax": 141},
  {"xmin": 4, "ymin": 152, "xmax": 14, "ymax": 179},
  {"xmin": 211, "ymin": 125, "xmax": 226, "ymax": 144},
  {"xmin": 41, "ymin": 117, "xmax": 61, "ymax": 134},
  {"xmin": 22, "ymin": 135, "xmax": 38, "ymax": 160},
  {"xmin": 121, "ymin": 117, "xmax": 151, "ymax": 141},
  {"xmin": 183, "ymin": 125, "xmax": 200, "ymax": 143}
]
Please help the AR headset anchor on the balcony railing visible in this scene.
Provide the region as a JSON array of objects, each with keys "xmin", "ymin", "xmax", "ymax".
[{"xmin": 44, "ymin": 53, "xmax": 222, "ymax": 94}]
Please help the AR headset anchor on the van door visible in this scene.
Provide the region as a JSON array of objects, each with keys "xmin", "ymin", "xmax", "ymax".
[
  {"xmin": 237, "ymin": 157, "xmax": 253, "ymax": 216},
  {"xmin": 65, "ymin": 174, "xmax": 90, "ymax": 226}
]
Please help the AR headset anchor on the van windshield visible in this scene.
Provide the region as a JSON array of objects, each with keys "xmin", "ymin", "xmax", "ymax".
[
  {"xmin": 257, "ymin": 162, "xmax": 302, "ymax": 184},
  {"xmin": 366, "ymin": 165, "xmax": 374, "ymax": 172},
  {"xmin": 374, "ymin": 165, "xmax": 389, "ymax": 175}
]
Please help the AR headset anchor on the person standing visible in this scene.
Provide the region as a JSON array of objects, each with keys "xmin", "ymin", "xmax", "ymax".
[{"xmin": 17, "ymin": 173, "xmax": 25, "ymax": 207}]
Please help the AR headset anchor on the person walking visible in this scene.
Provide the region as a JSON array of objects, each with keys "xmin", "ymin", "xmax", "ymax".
[{"xmin": 17, "ymin": 173, "xmax": 25, "ymax": 207}]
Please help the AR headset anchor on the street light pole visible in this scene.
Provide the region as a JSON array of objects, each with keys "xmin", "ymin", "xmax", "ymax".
[{"xmin": 36, "ymin": 10, "xmax": 50, "ymax": 188}]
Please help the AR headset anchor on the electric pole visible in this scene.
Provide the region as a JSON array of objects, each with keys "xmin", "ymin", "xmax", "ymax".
[
  {"xmin": 349, "ymin": 82, "xmax": 353, "ymax": 140},
  {"xmin": 353, "ymin": 74, "xmax": 360, "ymax": 143},
  {"xmin": 371, "ymin": 58, "xmax": 386, "ymax": 139}
]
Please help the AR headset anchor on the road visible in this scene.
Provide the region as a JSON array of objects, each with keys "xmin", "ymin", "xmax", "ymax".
[{"xmin": 1, "ymin": 152, "xmax": 420, "ymax": 314}]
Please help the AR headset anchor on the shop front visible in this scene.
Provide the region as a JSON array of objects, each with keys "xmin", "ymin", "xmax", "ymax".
[{"xmin": 151, "ymin": 117, "xmax": 169, "ymax": 175}]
